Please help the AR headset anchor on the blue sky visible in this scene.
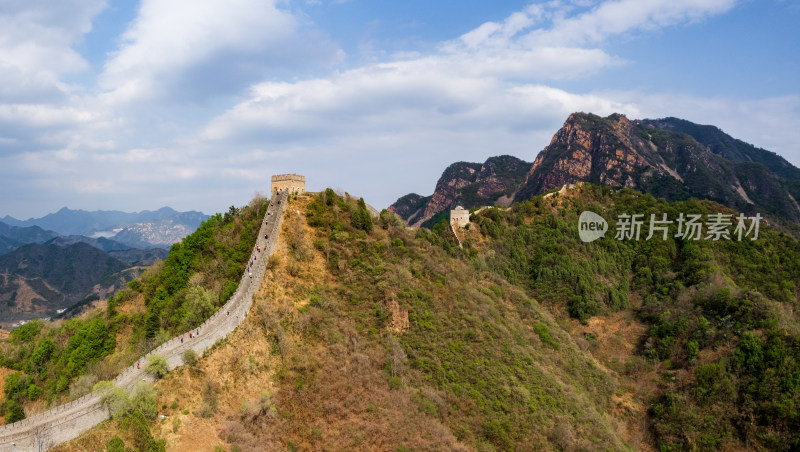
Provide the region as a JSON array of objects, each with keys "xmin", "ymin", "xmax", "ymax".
[{"xmin": 0, "ymin": 0, "xmax": 798, "ymax": 219}]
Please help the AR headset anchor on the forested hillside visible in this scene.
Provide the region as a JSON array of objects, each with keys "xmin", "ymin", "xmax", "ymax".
[
  {"xmin": 467, "ymin": 184, "xmax": 800, "ymax": 450},
  {"xmin": 47, "ymin": 187, "xmax": 800, "ymax": 451},
  {"xmin": 0, "ymin": 197, "xmax": 268, "ymax": 427}
]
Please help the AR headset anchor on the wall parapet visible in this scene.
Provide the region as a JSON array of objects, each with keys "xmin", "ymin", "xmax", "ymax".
[{"xmin": 0, "ymin": 191, "xmax": 289, "ymax": 451}]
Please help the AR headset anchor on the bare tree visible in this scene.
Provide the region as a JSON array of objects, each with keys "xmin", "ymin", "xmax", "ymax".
[{"xmin": 387, "ymin": 334, "xmax": 407, "ymax": 378}]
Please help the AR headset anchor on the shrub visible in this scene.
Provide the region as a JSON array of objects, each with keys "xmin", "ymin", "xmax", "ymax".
[
  {"xmin": 122, "ymin": 409, "xmax": 165, "ymax": 452},
  {"xmin": 26, "ymin": 384, "xmax": 42, "ymax": 400},
  {"xmin": 533, "ymin": 323, "xmax": 560, "ymax": 350},
  {"xmin": 4, "ymin": 399, "xmax": 25, "ymax": 423},
  {"xmin": 95, "ymin": 381, "xmax": 129, "ymax": 418},
  {"xmin": 146, "ymin": 354, "xmax": 169, "ymax": 379},
  {"xmin": 182, "ymin": 349, "xmax": 199, "ymax": 366},
  {"xmin": 197, "ymin": 380, "xmax": 218, "ymax": 418},
  {"xmin": 129, "ymin": 381, "xmax": 159, "ymax": 421},
  {"xmin": 106, "ymin": 436, "xmax": 125, "ymax": 452}
]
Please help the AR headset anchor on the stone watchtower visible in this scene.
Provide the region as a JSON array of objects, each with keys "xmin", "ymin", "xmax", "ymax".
[
  {"xmin": 450, "ymin": 205, "xmax": 470, "ymax": 228},
  {"xmin": 271, "ymin": 174, "xmax": 305, "ymax": 195}
]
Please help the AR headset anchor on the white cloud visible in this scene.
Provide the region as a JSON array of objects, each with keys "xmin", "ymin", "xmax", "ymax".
[
  {"xmin": 0, "ymin": 0, "xmax": 105, "ymax": 101},
  {"xmin": 2, "ymin": 0, "xmax": 797, "ymax": 220},
  {"xmin": 201, "ymin": 59, "xmax": 638, "ymax": 145},
  {"xmin": 201, "ymin": 0, "xmax": 744, "ymax": 154},
  {"xmin": 530, "ymin": 0, "xmax": 738, "ymax": 46},
  {"xmin": 453, "ymin": 0, "xmax": 738, "ymax": 49},
  {"xmin": 100, "ymin": 0, "xmax": 342, "ymax": 105}
]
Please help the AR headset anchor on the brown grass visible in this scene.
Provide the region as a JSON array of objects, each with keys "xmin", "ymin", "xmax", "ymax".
[
  {"xmin": 147, "ymin": 195, "xmax": 469, "ymax": 451},
  {"xmin": 569, "ymin": 308, "xmax": 656, "ymax": 450}
]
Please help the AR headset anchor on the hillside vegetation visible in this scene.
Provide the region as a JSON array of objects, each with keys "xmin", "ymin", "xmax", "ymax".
[
  {"xmin": 466, "ymin": 184, "xmax": 800, "ymax": 450},
  {"xmin": 44, "ymin": 185, "xmax": 800, "ymax": 451},
  {"xmin": 0, "ymin": 197, "xmax": 267, "ymax": 425}
]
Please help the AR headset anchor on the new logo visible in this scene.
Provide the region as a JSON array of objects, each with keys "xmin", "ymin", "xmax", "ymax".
[{"xmin": 578, "ymin": 211, "xmax": 608, "ymax": 242}]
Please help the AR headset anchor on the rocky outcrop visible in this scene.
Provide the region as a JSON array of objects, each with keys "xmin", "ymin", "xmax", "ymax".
[
  {"xmin": 389, "ymin": 155, "xmax": 530, "ymax": 228},
  {"xmin": 515, "ymin": 113, "xmax": 800, "ymax": 223},
  {"xmin": 391, "ymin": 113, "xmax": 800, "ymax": 228}
]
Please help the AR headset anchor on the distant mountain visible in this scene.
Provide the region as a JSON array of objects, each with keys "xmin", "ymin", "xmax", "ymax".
[
  {"xmin": 389, "ymin": 155, "xmax": 530, "ymax": 228},
  {"xmin": 0, "ymin": 219, "xmax": 171, "ymax": 320},
  {"xmin": 107, "ymin": 247, "xmax": 169, "ymax": 267},
  {"xmin": 0, "ymin": 222, "xmax": 59, "ymax": 254},
  {"xmin": 0, "ymin": 242, "xmax": 133, "ymax": 321},
  {"xmin": 391, "ymin": 113, "xmax": 800, "ymax": 229},
  {"xmin": 1, "ymin": 207, "xmax": 209, "ymax": 248},
  {"xmin": 109, "ymin": 218, "xmax": 203, "ymax": 249},
  {"xmin": 45, "ymin": 235, "xmax": 132, "ymax": 253},
  {"xmin": 45, "ymin": 236, "xmax": 168, "ymax": 266}
]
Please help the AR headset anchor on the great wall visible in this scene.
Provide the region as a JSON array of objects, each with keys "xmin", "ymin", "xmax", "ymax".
[{"xmin": 0, "ymin": 189, "xmax": 291, "ymax": 451}]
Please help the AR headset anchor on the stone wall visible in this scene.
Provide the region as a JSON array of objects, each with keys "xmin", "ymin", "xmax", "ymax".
[{"xmin": 0, "ymin": 191, "xmax": 290, "ymax": 452}]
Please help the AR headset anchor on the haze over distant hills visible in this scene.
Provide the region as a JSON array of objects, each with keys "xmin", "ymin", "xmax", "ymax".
[
  {"xmin": 391, "ymin": 113, "xmax": 800, "ymax": 231},
  {"xmin": 1, "ymin": 206, "xmax": 208, "ymax": 249}
]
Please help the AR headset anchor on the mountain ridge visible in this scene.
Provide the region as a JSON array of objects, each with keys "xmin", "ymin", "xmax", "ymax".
[
  {"xmin": 390, "ymin": 155, "xmax": 530, "ymax": 227},
  {"xmin": 1, "ymin": 207, "xmax": 209, "ymax": 250},
  {"xmin": 1, "ymin": 206, "xmax": 208, "ymax": 238},
  {"xmin": 390, "ymin": 113, "xmax": 800, "ymax": 230}
]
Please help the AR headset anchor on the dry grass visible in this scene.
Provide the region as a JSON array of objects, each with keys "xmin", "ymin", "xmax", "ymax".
[
  {"xmin": 51, "ymin": 193, "xmax": 640, "ymax": 451},
  {"xmin": 569, "ymin": 308, "xmax": 656, "ymax": 450},
  {"xmin": 149, "ymin": 195, "xmax": 469, "ymax": 451}
]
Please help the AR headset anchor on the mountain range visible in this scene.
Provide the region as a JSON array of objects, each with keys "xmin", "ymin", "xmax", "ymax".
[
  {"xmin": 391, "ymin": 113, "xmax": 800, "ymax": 230},
  {"xmin": 1, "ymin": 206, "xmax": 208, "ymax": 248},
  {"xmin": 0, "ymin": 206, "xmax": 206, "ymax": 322}
]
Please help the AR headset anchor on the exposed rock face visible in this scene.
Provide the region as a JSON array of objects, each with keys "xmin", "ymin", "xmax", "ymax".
[
  {"xmin": 389, "ymin": 155, "xmax": 530, "ymax": 228},
  {"xmin": 418, "ymin": 162, "xmax": 481, "ymax": 226},
  {"xmin": 387, "ymin": 193, "xmax": 429, "ymax": 223},
  {"xmin": 391, "ymin": 112, "xmax": 800, "ymax": 228},
  {"xmin": 110, "ymin": 219, "xmax": 198, "ymax": 249},
  {"xmin": 516, "ymin": 113, "xmax": 800, "ymax": 223}
]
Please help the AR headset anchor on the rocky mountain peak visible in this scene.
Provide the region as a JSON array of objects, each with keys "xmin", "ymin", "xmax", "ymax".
[
  {"xmin": 390, "ymin": 113, "xmax": 800, "ymax": 230},
  {"xmin": 389, "ymin": 155, "xmax": 529, "ymax": 228}
]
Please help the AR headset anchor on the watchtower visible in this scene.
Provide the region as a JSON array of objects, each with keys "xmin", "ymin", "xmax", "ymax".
[
  {"xmin": 271, "ymin": 174, "xmax": 305, "ymax": 195},
  {"xmin": 450, "ymin": 206, "xmax": 470, "ymax": 228}
]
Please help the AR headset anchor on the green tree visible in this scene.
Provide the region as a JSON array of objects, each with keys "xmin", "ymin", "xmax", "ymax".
[
  {"xmin": 4, "ymin": 399, "xmax": 25, "ymax": 423},
  {"xmin": 26, "ymin": 384, "xmax": 42, "ymax": 400},
  {"xmin": 122, "ymin": 409, "xmax": 166, "ymax": 452},
  {"xmin": 146, "ymin": 354, "xmax": 169, "ymax": 379},
  {"xmin": 95, "ymin": 381, "xmax": 130, "ymax": 419},
  {"xmin": 180, "ymin": 287, "xmax": 215, "ymax": 330},
  {"xmin": 63, "ymin": 317, "xmax": 116, "ymax": 379},
  {"xmin": 4, "ymin": 372, "xmax": 27, "ymax": 401},
  {"xmin": 29, "ymin": 338, "xmax": 55, "ymax": 373},
  {"xmin": 129, "ymin": 381, "xmax": 158, "ymax": 420},
  {"xmin": 352, "ymin": 198, "xmax": 373, "ymax": 232}
]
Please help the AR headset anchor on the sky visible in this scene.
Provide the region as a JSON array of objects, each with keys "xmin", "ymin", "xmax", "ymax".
[{"xmin": 0, "ymin": 0, "xmax": 798, "ymax": 219}]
